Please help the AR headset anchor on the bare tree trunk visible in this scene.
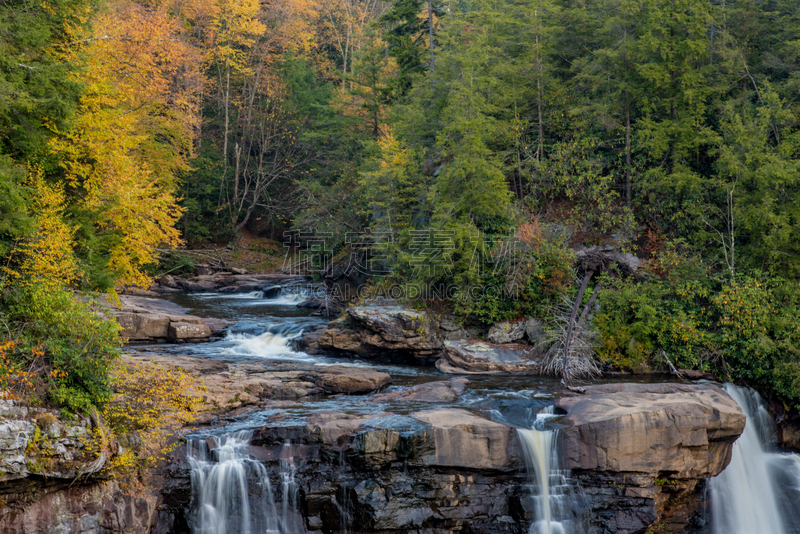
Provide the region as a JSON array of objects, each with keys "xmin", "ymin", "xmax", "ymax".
[
  {"xmin": 562, "ymin": 270, "xmax": 594, "ymax": 383},
  {"xmin": 222, "ymin": 63, "xmax": 231, "ymax": 196},
  {"xmin": 535, "ymin": 9, "xmax": 543, "ymax": 161},
  {"xmin": 625, "ymin": 90, "xmax": 632, "ymax": 208},
  {"xmin": 428, "ymin": 0, "xmax": 435, "ymax": 72},
  {"xmin": 232, "ymin": 142, "xmax": 241, "ymax": 227}
]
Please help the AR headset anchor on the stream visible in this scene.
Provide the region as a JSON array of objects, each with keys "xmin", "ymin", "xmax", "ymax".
[{"xmin": 129, "ymin": 289, "xmax": 800, "ymax": 534}]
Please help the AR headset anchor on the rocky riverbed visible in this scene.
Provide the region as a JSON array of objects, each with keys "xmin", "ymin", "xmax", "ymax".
[{"xmin": 0, "ymin": 283, "xmax": 787, "ymax": 534}]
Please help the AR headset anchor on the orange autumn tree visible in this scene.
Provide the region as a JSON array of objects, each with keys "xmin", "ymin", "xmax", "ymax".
[{"xmin": 50, "ymin": 0, "xmax": 204, "ymax": 288}]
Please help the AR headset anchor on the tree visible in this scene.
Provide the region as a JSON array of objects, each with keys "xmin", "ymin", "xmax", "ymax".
[{"xmin": 380, "ymin": 0, "xmax": 443, "ymax": 95}]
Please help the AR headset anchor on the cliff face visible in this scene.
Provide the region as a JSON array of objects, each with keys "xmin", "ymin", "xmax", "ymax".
[
  {"xmin": 148, "ymin": 383, "xmax": 744, "ymax": 534},
  {"xmin": 0, "ymin": 381, "xmax": 745, "ymax": 534},
  {"xmin": 0, "ymin": 400, "xmax": 160, "ymax": 533}
]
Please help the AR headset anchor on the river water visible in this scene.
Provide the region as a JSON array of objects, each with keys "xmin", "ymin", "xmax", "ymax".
[{"xmin": 130, "ymin": 289, "xmax": 800, "ymax": 534}]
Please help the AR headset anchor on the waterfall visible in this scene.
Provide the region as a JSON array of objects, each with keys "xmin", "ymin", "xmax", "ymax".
[
  {"xmin": 516, "ymin": 407, "xmax": 583, "ymax": 534},
  {"xmin": 187, "ymin": 431, "xmax": 304, "ymax": 534},
  {"xmin": 709, "ymin": 384, "xmax": 800, "ymax": 534}
]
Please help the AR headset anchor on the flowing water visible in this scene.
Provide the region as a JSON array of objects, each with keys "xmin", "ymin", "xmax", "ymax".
[
  {"xmin": 709, "ymin": 384, "xmax": 800, "ymax": 534},
  {"xmin": 141, "ymin": 288, "xmax": 679, "ymax": 534},
  {"xmin": 516, "ymin": 408, "xmax": 585, "ymax": 534},
  {"xmin": 187, "ymin": 431, "xmax": 304, "ymax": 534}
]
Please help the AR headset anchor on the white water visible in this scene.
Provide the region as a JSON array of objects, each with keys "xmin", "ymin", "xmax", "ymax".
[
  {"xmin": 516, "ymin": 408, "xmax": 582, "ymax": 534},
  {"xmin": 710, "ymin": 384, "xmax": 800, "ymax": 534},
  {"xmin": 188, "ymin": 431, "xmax": 304, "ymax": 534}
]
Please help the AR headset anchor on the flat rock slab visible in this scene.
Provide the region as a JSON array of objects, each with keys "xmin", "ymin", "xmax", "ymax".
[
  {"xmin": 436, "ymin": 340, "xmax": 544, "ymax": 375},
  {"xmin": 555, "ymin": 382, "xmax": 746, "ymax": 478},
  {"xmin": 100, "ymin": 295, "xmax": 233, "ymax": 342},
  {"xmin": 300, "ymin": 365, "xmax": 392, "ymax": 394},
  {"xmin": 373, "ymin": 378, "xmax": 469, "ymax": 403},
  {"xmin": 122, "ymin": 354, "xmax": 391, "ymax": 418}
]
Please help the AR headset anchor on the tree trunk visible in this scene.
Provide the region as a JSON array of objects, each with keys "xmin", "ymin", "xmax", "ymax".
[
  {"xmin": 428, "ymin": 0, "xmax": 435, "ymax": 72},
  {"xmin": 625, "ymin": 90, "xmax": 632, "ymax": 208},
  {"xmin": 222, "ymin": 63, "xmax": 231, "ymax": 192},
  {"xmin": 535, "ymin": 10, "xmax": 544, "ymax": 160},
  {"xmin": 562, "ymin": 270, "xmax": 594, "ymax": 383}
]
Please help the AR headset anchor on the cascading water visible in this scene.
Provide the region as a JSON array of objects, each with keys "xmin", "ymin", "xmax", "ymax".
[
  {"xmin": 709, "ymin": 384, "xmax": 800, "ymax": 534},
  {"xmin": 516, "ymin": 407, "xmax": 584, "ymax": 534},
  {"xmin": 187, "ymin": 431, "xmax": 304, "ymax": 534}
]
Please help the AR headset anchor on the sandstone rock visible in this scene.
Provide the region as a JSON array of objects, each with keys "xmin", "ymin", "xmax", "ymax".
[
  {"xmin": 555, "ymin": 382, "xmax": 745, "ymax": 478},
  {"xmin": 554, "ymin": 383, "xmax": 746, "ymax": 534},
  {"xmin": 436, "ymin": 339, "xmax": 544, "ymax": 375},
  {"xmin": 317, "ymin": 305, "xmax": 442, "ymax": 362},
  {"xmin": 306, "ymin": 412, "xmax": 375, "ymax": 445},
  {"xmin": 486, "ymin": 320, "xmax": 527, "ymax": 344},
  {"xmin": 524, "ymin": 318, "xmax": 545, "ymax": 343},
  {"xmin": 117, "ymin": 312, "xmax": 170, "ymax": 340},
  {"xmin": 180, "ymin": 279, "xmax": 218, "ymax": 292},
  {"xmin": 291, "ymin": 327, "xmax": 325, "ymax": 354},
  {"xmin": 101, "ymin": 295, "xmax": 231, "ymax": 343},
  {"xmin": 411, "ymin": 408, "xmax": 520, "ymax": 470},
  {"xmin": 301, "ymin": 365, "xmax": 391, "ymax": 394},
  {"xmin": 159, "ymin": 274, "xmax": 177, "ymax": 288},
  {"xmin": 168, "ymin": 322, "xmax": 212, "ymax": 340},
  {"xmin": 373, "ymin": 378, "xmax": 469, "ymax": 403}
]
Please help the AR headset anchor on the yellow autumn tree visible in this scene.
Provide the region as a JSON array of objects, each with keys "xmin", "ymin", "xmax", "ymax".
[{"xmin": 50, "ymin": 0, "xmax": 204, "ymax": 288}]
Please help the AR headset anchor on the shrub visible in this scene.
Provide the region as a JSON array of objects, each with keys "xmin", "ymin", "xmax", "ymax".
[
  {"xmin": 103, "ymin": 360, "xmax": 203, "ymax": 475},
  {"xmin": 596, "ymin": 265, "xmax": 800, "ymax": 409},
  {"xmin": 0, "ymin": 283, "xmax": 121, "ymax": 412}
]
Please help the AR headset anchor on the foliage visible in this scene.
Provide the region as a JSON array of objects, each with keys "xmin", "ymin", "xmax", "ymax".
[
  {"xmin": 103, "ymin": 361, "xmax": 203, "ymax": 474},
  {"xmin": 596, "ymin": 264, "xmax": 800, "ymax": 407}
]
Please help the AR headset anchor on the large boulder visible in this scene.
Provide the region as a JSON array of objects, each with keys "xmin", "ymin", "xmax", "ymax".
[
  {"xmin": 556, "ymin": 383, "xmax": 745, "ymax": 478},
  {"xmin": 555, "ymin": 383, "xmax": 746, "ymax": 534},
  {"xmin": 373, "ymin": 377, "xmax": 469, "ymax": 403},
  {"xmin": 318, "ymin": 305, "xmax": 442, "ymax": 363},
  {"xmin": 486, "ymin": 320, "xmax": 527, "ymax": 344},
  {"xmin": 436, "ymin": 339, "xmax": 545, "ymax": 375}
]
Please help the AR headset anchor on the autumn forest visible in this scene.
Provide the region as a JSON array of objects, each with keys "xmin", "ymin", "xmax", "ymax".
[{"xmin": 3, "ymin": 0, "xmax": 800, "ymax": 414}]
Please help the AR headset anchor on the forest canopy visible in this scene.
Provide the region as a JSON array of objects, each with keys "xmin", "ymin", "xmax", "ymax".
[{"xmin": 1, "ymin": 0, "xmax": 800, "ymax": 409}]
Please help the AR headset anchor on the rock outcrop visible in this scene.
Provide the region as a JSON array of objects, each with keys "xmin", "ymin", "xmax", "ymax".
[
  {"xmin": 0, "ymin": 400, "xmax": 150, "ymax": 534},
  {"xmin": 486, "ymin": 320, "xmax": 528, "ymax": 344},
  {"xmin": 150, "ymin": 383, "xmax": 746, "ymax": 534},
  {"xmin": 318, "ymin": 305, "xmax": 443, "ymax": 363},
  {"xmin": 110, "ymin": 295, "xmax": 232, "ymax": 343},
  {"xmin": 555, "ymin": 383, "xmax": 746, "ymax": 534},
  {"xmin": 124, "ymin": 353, "xmax": 392, "ymax": 418},
  {"xmin": 373, "ymin": 377, "xmax": 469, "ymax": 403},
  {"xmin": 0, "ymin": 400, "xmax": 118, "ymax": 491},
  {"xmin": 436, "ymin": 339, "xmax": 545, "ymax": 375},
  {"xmin": 148, "ymin": 272, "xmax": 313, "ymax": 295}
]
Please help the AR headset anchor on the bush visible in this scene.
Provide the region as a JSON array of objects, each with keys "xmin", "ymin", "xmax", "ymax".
[
  {"xmin": 596, "ymin": 264, "xmax": 800, "ymax": 408},
  {"xmin": 0, "ymin": 284, "xmax": 121, "ymax": 412},
  {"xmin": 103, "ymin": 360, "xmax": 203, "ymax": 475}
]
